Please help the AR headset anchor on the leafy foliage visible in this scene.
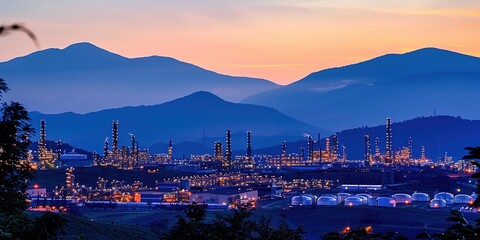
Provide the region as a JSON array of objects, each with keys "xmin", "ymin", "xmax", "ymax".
[{"xmin": 162, "ymin": 204, "xmax": 304, "ymax": 240}]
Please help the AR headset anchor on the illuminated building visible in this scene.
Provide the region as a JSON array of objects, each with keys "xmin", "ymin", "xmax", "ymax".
[
  {"xmin": 224, "ymin": 130, "xmax": 232, "ymax": 170},
  {"xmin": 341, "ymin": 145, "xmax": 347, "ymax": 162},
  {"xmin": 375, "ymin": 137, "xmax": 380, "ymax": 155},
  {"xmin": 364, "ymin": 134, "xmax": 371, "ymax": 167},
  {"xmin": 385, "ymin": 117, "xmax": 392, "ymax": 163},
  {"xmin": 66, "ymin": 167, "xmax": 75, "ymax": 191},
  {"xmin": 214, "ymin": 141, "xmax": 223, "ymax": 160},
  {"xmin": 38, "ymin": 120, "xmax": 57, "ymax": 169}
]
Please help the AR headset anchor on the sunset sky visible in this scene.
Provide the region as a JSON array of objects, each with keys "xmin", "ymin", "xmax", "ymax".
[{"xmin": 1, "ymin": 0, "xmax": 479, "ymax": 84}]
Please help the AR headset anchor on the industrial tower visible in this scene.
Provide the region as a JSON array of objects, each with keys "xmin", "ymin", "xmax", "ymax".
[
  {"xmin": 112, "ymin": 120, "xmax": 119, "ymax": 153},
  {"xmin": 331, "ymin": 134, "xmax": 339, "ymax": 161},
  {"xmin": 225, "ymin": 130, "xmax": 232, "ymax": 170},
  {"xmin": 245, "ymin": 131, "xmax": 253, "ymax": 168},
  {"xmin": 307, "ymin": 135, "xmax": 313, "ymax": 163},
  {"xmin": 364, "ymin": 134, "xmax": 371, "ymax": 167},
  {"xmin": 408, "ymin": 137, "xmax": 413, "ymax": 160},
  {"xmin": 214, "ymin": 141, "xmax": 223, "ymax": 159},
  {"xmin": 385, "ymin": 117, "xmax": 392, "ymax": 161}
]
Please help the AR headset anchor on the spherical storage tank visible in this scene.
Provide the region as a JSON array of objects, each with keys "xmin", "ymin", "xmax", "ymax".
[
  {"xmin": 377, "ymin": 197, "xmax": 396, "ymax": 208},
  {"xmin": 454, "ymin": 194, "xmax": 473, "ymax": 204},
  {"xmin": 317, "ymin": 196, "xmax": 338, "ymax": 206},
  {"xmin": 303, "ymin": 194, "xmax": 318, "ymax": 203},
  {"xmin": 392, "ymin": 193, "xmax": 412, "ymax": 204},
  {"xmin": 430, "ymin": 199, "xmax": 447, "ymax": 208},
  {"xmin": 412, "ymin": 192, "xmax": 430, "ymax": 202},
  {"xmin": 434, "ymin": 192, "xmax": 454, "ymax": 205},
  {"xmin": 344, "ymin": 197, "xmax": 364, "ymax": 206},
  {"xmin": 291, "ymin": 195, "xmax": 313, "ymax": 206}
]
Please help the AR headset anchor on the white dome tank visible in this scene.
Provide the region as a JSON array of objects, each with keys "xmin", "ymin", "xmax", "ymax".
[
  {"xmin": 291, "ymin": 195, "xmax": 313, "ymax": 206},
  {"xmin": 303, "ymin": 194, "xmax": 318, "ymax": 203},
  {"xmin": 317, "ymin": 196, "xmax": 338, "ymax": 206},
  {"xmin": 337, "ymin": 193, "xmax": 351, "ymax": 203},
  {"xmin": 344, "ymin": 197, "xmax": 364, "ymax": 206},
  {"xmin": 377, "ymin": 197, "xmax": 396, "ymax": 208},
  {"xmin": 367, "ymin": 197, "xmax": 377, "ymax": 206},
  {"xmin": 412, "ymin": 192, "xmax": 430, "ymax": 202},
  {"xmin": 430, "ymin": 199, "xmax": 447, "ymax": 208},
  {"xmin": 392, "ymin": 193, "xmax": 412, "ymax": 204},
  {"xmin": 355, "ymin": 193, "xmax": 373, "ymax": 199},
  {"xmin": 454, "ymin": 194, "xmax": 473, "ymax": 204},
  {"xmin": 355, "ymin": 195, "xmax": 368, "ymax": 204},
  {"xmin": 434, "ymin": 192, "xmax": 454, "ymax": 205},
  {"xmin": 472, "ymin": 193, "xmax": 478, "ymax": 201},
  {"xmin": 323, "ymin": 194, "xmax": 341, "ymax": 203}
]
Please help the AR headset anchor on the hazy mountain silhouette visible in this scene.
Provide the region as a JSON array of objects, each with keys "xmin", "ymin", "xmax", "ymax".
[
  {"xmin": 1, "ymin": 42, "xmax": 278, "ymax": 113},
  {"xmin": 243, "ymin": 48, "xmax": 480, "ymax": 130},
  {"xmin": 29, "ymin": 91, "xmax": 326, "ymax": 153},
  {"xmin": 238, "ymin": 116, "xmax": 480, "ymax": 161}
]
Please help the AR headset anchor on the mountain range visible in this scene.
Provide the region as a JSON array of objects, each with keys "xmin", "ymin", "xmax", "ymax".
[
  {"xmin": 0, "ymin": 42, "xmax": 278, "ymax": 113},
  {"xmin": 29, "ymin": 91, "xmax": 325, "ymax": 153},
  {"xmin": 243, "ymin": 48, "xmax": 480, "ymax": 130}
]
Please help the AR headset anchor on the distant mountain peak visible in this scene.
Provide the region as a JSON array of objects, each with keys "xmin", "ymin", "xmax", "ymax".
[{"xmin": 172, "ymin": 91, "xmax": 226, "ymax": 104}]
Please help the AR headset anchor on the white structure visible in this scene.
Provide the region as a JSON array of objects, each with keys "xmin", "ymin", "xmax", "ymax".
[
  {"xmin": 317, "ymin": 196, "xmax": 338, "ymax": 206},
  {"xmin": 344, "ymin": 197, "xmax": 364, "ymax": 206},
  {"xmin": 377, "ymin": 197, "xmax": 396, "ymax": 208},
  {"xmin": 434, "ymin": 192, "xmax": 454, "ymax": 205},
  {"xmin": 392, "ymin": 193, "xmax": 412, "ymax": 204},
  {"xmin": 303, "ymin": 194, "xmax": 318, "ymax": 203},
  {"xmin": 412, "ymin": 192, "xmax": 430, "ymax": 202},
  {"xmin": 472, "ymin": 193, "xmax": 478, "ymax": 202},
  {"xmin": 291, "ymin": 195, "xmax": 313, "ymax": 206},
  {"xmin": 454, "ymin": 194, "xmax": 473, "ymax": 204},
  {"xmin": 430, "ymin": 199, "xmax": 447, "ymax": 208},
  {"xmin": 337, "ymin": 193, "xmax": 351, "ymax": 202},
  {"xmin": 367, "ymin": 197, "xmax": 377, "ymax": 206}
]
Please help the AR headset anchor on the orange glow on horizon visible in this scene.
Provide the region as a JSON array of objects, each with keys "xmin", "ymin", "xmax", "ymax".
[{"xmin": 1, "ymin": 1, "xmax": 479, "ymax": 84}]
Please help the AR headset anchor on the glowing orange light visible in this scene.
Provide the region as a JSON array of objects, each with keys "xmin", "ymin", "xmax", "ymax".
[
  {"xmin": 365, "ymin": 226, "xmax": 373, "ymax": 232},
  {"xmin": 33, "ymin": 184, "xmax": 39, "ymax": 189},
  {"xmin": 348, "ymin": 203, "xmax": 353, "ymax": 206},
  {"xmin": 405, "ymin": 200, "xmax": 409, "ymax": 204}
]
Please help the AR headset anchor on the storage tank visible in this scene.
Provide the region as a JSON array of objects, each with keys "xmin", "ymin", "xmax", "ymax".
[
  {"xmin": 323, "ymin": 194, "xmax": 341, "ymax": 203},
  {"xmin": 412, "ymin": 192, "xmax": 430, "ymax": 202},
  {"xmin": 317, "ymin": 196, "xmax": 338, "ymax": 206},
  {"xmin": 344, "ymin": 197, "xmax": 364, "ymax": 206},
  {"xmin": 367, "ymin": 197, "xmax": 377, "ymax": 206},
  {"xmin": 430, "ymin": 199, "xmax": 447, "ymax": 208},
  {"xmin": 434, "ymin": 192, "xmax": 454, "ymax": 205},
  {"xmin": 355, "ymin": 195, "xmax": 368, "ymax": 204},
  {"xmin": 377, "ymin": 197, "xmax": 396, "ymax": 208},
  {"xmin": 291, "ymin": 195, "xmax": 313, "ymax": 206},
  {"xmin": 472, "ymin": 193, "xmax": 478, "ymax": 202},
  {"xmin": 355, "ymin": 193, "xmax": 373, "ymax": 199},
  {"xmin": 454, "ymin": 194, "xmax": 473, "ymax": 204},
  {"xmin": 303, "ymin": 194, "xmax": 318, "ymax": 203},
  {"xmin": 392, "ymin": 193, "xmax": 412, "ymax": 204},
  {"xmin": 337, "ymin": 193, "xmax": 351, "ymax": 203}
]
